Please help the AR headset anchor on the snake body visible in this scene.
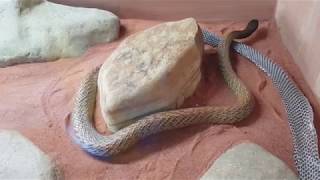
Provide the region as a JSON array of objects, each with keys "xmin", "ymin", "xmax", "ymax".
[
  {"xmin": 71, "ymin": 20, "xmax": 258, "ymax": 157},
  {"xmin": 201, "ymin": 30, "xmax": 320, "ymax": 179}
]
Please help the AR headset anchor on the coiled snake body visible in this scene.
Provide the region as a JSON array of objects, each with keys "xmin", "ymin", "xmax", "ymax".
[{"xmin": 71, "ymin": 20, "xmax": 258, "ymax": 157}]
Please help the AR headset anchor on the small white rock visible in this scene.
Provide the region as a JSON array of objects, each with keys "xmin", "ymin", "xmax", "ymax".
[
  {"xmin": 200, "ymin": 143, "xmax": 298, "ymax": 180},
  {"xmin": 0, "ymin": 130, "xmax": 58, "ymax": 180},
  {"xmin": 98, "ymin": 18, "xmax": 203, "ymax": 132},
  {"xmin": 0, "ymin": 0, "xmax": 120, "ymax": 67}
]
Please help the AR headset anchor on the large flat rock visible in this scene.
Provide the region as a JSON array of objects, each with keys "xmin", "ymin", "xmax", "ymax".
[
  {"xmin": 98, "ymin": 18, "xmax": 203, "ymax": 132},
  {"xmin": 201, "ymin": 143, "xmax": 298, "ymax": 180},
  {"xmin": 0, "ymin": 130, "xmax": 58, "ymax": 180},
  {"xmin": 0, "ymin": 0, "xmax": 119, "ymax": 67}
]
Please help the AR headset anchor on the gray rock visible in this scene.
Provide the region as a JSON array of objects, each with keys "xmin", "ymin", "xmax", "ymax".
[
  {"xmin": 98, "ymin": 18, "xmax": 203, "ymax": 132},
  {"xmin": 0, "ymin": 0, "xmax": 119, "ymax": 67},
  {"xmin": 200, "ymin": 143, "xmax": 298, "ymax": 180},
  {"xmin": 0, "ymin": 130, "xmax": 59, "ymax": 180}
]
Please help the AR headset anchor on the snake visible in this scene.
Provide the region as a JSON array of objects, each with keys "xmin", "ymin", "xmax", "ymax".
[
  {"xmin": 70, "ymin": 19, "xmax": 259, "ymax": 157},
  {"xmin": 202, "ymin": 28, "xmax": 320, "ymax": 179}
]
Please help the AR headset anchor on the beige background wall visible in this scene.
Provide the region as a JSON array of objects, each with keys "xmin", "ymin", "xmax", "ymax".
[
  {"xmin": 276, "ymin": 0, "xmax": 320, "ymax": 98},
  {"xmin": 51, "ymin": 0, "xmax": 276, "ymax": 22}
]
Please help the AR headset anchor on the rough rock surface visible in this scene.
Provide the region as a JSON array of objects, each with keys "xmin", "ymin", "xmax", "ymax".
[
  {"xmin": 0, "ymin": 130, "xmax": 58, "ymax": 180},
  {"xmin": 200, "ymin": 143, "xmax": 298, "ymax": 180},
  {"xmin": 98, "ymin": 18, "xmax": 203, "ymax": 132},
  {"xmin": 0, "ymin": 0, "xmax": 119, "ymax": 67}
]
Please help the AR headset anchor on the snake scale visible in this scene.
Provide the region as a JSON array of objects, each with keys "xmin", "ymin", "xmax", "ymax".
[{"xmin": 70, "ymin": 20, "xmax": 258, "ymax": 157}]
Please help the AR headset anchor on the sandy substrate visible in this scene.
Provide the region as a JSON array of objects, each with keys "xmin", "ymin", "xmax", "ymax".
[{"xmin": 0, "ymin": 19, "xmax": 319, "ymax": 179}]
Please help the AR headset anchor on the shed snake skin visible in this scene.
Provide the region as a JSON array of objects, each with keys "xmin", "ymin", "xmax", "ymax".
[{"xmin": 70, "ymin": 20, "xmax": 258, "ymax": 157}]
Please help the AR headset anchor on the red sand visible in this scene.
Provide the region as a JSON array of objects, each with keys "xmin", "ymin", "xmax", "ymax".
[{"xmin": 1, "ymin": 19, "xmax": 319, "ymax": 179}]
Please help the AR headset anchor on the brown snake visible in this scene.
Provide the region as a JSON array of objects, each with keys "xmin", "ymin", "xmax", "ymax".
[{"xmin": 70, "ymin": 20, "xmax": 258, "ymax": 157}]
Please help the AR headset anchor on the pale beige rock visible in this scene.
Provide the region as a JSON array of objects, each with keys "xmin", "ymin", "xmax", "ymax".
[
  {"xmin": 0, "ymin": 130, "xmax": 59, "ymax": 180},
  {"xmin": 0, "ymin": 0, "xmax": 119, "ymax": 67},
  {"xmin": 200, "ymin": 143, "xmax": 298, "ymax": 180},
  {"xmin": 98, "ymin": 18, "xmax": 203, "ymax": 132}
]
